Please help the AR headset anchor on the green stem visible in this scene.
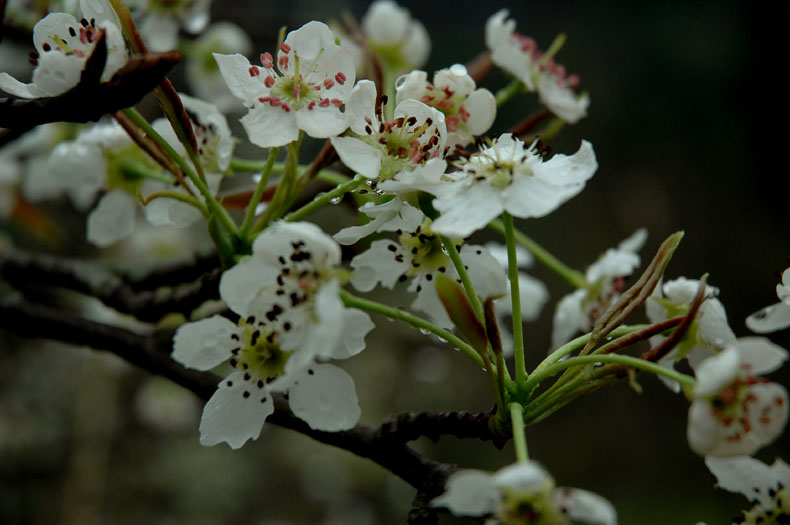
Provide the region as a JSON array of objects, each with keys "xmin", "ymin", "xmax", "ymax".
[
  {"xmin": 441, "ymin": 237, "xmax": 484, "ymax": 320},
  {"xmin": 526, "ymin": 354, "xmax": 696, "ymax": 392},
  {"xmin": 119, "ymin": 160, "xmax": 175, "ymax": 184},
  {"xmin": 141, "ymin": 189, "xmax": 207, "ymax": 215},
  {"xmin": 502, "ymin": 213, "xmax": 526, "ymax": 382},
  {"xmin": 495, "ymin": 79, "xmax": 526, "ymax": 107},
  {"xmin": 489, "ymin": 219, "xmax": 587, "ymax": 289},
  {"xmin": 284, "ymin": 176, "xmax": 365, "ymax": 222},
  {"xmin": 532, "ymin": 325, "xmax": 642, "ymax": 377},
  {"xmin": 509, "ymin": 403, "xmax": 529, "ymax": 462},
  {"xmin": 314, "ymin": 170, "xmax": 352, "ymax": 186},
  {"xmin": 239, "ymin": 147, "xmax": 280, "ymax": 238},
  {"xmin": 339, "ymin": 289, "xmax": 484, "ymax": 368},
  {"xmin": 120, "ymin": 108, "xmax": 238, "ymax": 237}
]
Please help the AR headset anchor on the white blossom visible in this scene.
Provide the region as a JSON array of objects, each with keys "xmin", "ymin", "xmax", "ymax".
[
  {"xmin": 705, "ymin": 456, "xmax": 790, "ymax": 523},
  {"xmin": 687, "ymin": 337, "xmax": 789, "ymax": 457},
  {"xmin": 0, "ymin": 0, "xmax": 127, "ymax": 99},
  {"xmin": 395, "ymin": 64, "xmax": 496, "ymax": 150},
  {"xmin": 173, "ymin": 222, "xmax": 373, "ymax": 448},
  {"xmin": 551, "ymin": 229, "xmax": 647, "ymax": 349},
  {"xmin": 126, "ymin": 0, "xmax": 210, "ymax": 52},
  {"xmin": 330, "ymin": 79, "xmax": 446, "ymax": 185},
  {"xmin": 340, "ymin": 200, "xmax": 506, "ymax": 328},
  {"xmin": 361, "ymin": 0, "xmax": 430, "ymax": 75},
  {"xmin": 432, "ymin": 461, "xmax": 617, "ymax": 525},
  {"xmin": 485, "ymin": 9, "xmax": 589, "ymax": 123},
  {"xmin": 746, "ymin": 267, "xmax": 790, "ymax": 334},
  {"xmin": 214, "ymin": 21, "xmax": 355, "ymax": 148},
  {"xmin": 647, "ymin": 277, "xmax": 737, "ymax": 392},
  {"xmin": 427, "ymin": 133, "xmax": 597, "ymax": 238}
]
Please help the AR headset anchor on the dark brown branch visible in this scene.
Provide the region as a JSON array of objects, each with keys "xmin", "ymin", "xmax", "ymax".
[
  {"xmin": 376, "ymin": 410, "xmax": 496, "ymax": 444},
  {"xmin": 0, "ymin": 248, "xmax": 220, "ymax": 322},
  {"xmin": 0, "ymin": 297, "xmax": 492, "ymax": 499}
]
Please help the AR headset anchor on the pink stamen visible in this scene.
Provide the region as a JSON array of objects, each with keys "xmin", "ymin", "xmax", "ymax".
[
  {"xmin": 420, "ymin": 94, "xmax": 435, "ymax": 103},
  {"xmin": 318, "ymin": 99, "xmax": 331, "ymax": 108},
  {"xmin": 249, "ymin": 65, "xmax": 261, "ymax": 77},
  {"xmin": 278, "ymin": 55, "xmax": 289, "ymax": 68},
  {"xmin": 335, "ymin": 72, "xmax": 346, "ymax": 85},
  {"xmin": 293, "ymin": 85, "xmax": 301, "ymax": 98},
  {"xmin": 307, "ymin": 101, "xmax": 316, "ymax": 110},
  {"xmin": 459, "ymin": 105, "xmax": 470, "ymax": 122},
  {"xmin": 280, "ymin": 43, "xmax": 291, "ymax": 54},
  {"xmin": 282, "ymin": 104, "xmax": 291, "ymax": 112},
  {"xmin": 260, "ymin": 52, "xmax": 274, "ymax": 69},
  {"xmin": 323, "ymin": 78, "xmax": 335, "ymax": 89},
  {"xmin": 330, "ymin": 98, "xmax": 343, "ymax": 107},
  {"xmin": 445, "ymin": 115, "xmax": 459, "ymax": 132},
  {"xmin": 264, "ymin": 76, "xmax": 275, "ymax": 88}
]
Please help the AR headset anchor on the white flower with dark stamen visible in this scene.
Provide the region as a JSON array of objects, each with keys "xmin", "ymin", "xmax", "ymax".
[
  {"xmin": 646, "ymin": 277, "xmax": 737, "ymax": 392},
  {"xmin": 426, "ymin": 133, "xmax": 597, "ymax": 238},
  {"xmin": 144, "ymin": 93, "xmax": 231, "ymax": 228},
  {"xmin": 214, "ymin": 21, "xmax": 355, "ymax": 148},
  {"xmin": 185, "ymin": 22, "xmax": 254, "ymax": 114},
  {"xmin": 432, "ymin": 461, "xmax": 617, "ymax": 525},
  {"xmin": 396, "ymin": 64, "xmax": 496, "ymax": 150},
  {"xmin": 551, "ymin": 229, "xmax": 647, "ymax": 349},
  {"xmin": 705, "ymin": 455, "xmax": 790, "ymax": 524},
  {"xmin": 174, "ymin": 222, "xmax": 373, "ymax": 448},
  {"xmin": 687, "ymin": 337, "xmax": 789, "ymax": 457},
  {"xmin": 485, "ymin": 9, "xmax": 589, "ymax": 123},
  {"xmin": 747, "ymin": 267, "xmax": 790, "ymax": 334},
  {"xmin": 485, "ymin": 242, "xmax": 549, "ymax": 357},
  {"xmin": 330, "ymin": 79, "xmax": 446, "ymax": 186},
  {"xmin": 0, "ymin": 0, "xmax": 127, "ymax": 99},
  {"xmin": 343, "ymin": 200, "xmax": 506, "ymax": 328},
  {"xmin": 126, "ymin": 0, "xmax": 210, "ymax": 52},
  {"xmin": 361, "ymin": 0, "xmax": 430, "ymax": 76}
]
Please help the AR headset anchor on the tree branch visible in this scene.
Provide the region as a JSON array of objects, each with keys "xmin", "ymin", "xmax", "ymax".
[{"xmin": 0, "ymin": 248, "xmax": 220, "ymax": 322}]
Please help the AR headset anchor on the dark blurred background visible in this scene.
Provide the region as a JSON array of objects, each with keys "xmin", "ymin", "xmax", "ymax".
[{"xmin": 1, "ymin": 0, "xmax": 789, "ymax": 523}]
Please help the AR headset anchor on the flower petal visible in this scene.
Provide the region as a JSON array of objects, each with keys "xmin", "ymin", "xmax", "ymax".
[
  {"xmin": 431, "ymin": 469, "xmax": 499, "ymax": 516},
  {"xmin": 86, "ymin": 190, "xmax": 136, "ymax": 247},
  {"xmin": 172, "ymin": 315, "xmax": 238, "ymax": 370},
  {"xmin": 288, "ymin": 363, "xmax": 360, "ymax": 431},
  {"xmin": 199, "ymin": 371, "xmax": 274, "ymax": 449}
]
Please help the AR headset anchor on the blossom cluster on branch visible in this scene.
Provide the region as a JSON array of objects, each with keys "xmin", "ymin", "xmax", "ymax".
[{"xmin": 1, "ymin": 1, "xmax": 787, "ymax": 523}]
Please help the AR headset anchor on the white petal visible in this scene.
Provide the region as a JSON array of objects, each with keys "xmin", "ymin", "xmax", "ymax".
[
  {"xmin": 0, "ymin": 72, "xmax": 46, "ymax": 98},
  {"xmin": 329, "ymin": 308, "xmax": 375, "ymax": 360},
  {"xmin": 86, "ymin": 191, "xmax": 136, "ymax": 247},
  {"xmin": 694, "ymin": 347, "xmax": 740, "ymax": 397},
  {"xmin": 241, "ymin": 104, "xmax": 299, "ymax": 148},
  {"xmin": 199, "ymin": 371, "xmax": 274, "ymax": 449},
  {"xmin": 463, "ymin": 88, "xmax": 497, "ymax": 136},
  {"xmin": 733, "ymin": 336, "xmax": 789, "ymax": 375},
  {"xmin": 537, "ymin": 75, "xmax": 589, "ymax": 123},
  {"xmin": 345, "ymin": 80, "xmax": 378, "ymax": 136},
  {"xmin": 172, "ymin": 315, "xmax": 238, "ymax": 370},
  {"xmin": 219, "ymin": 258, "xmax": 278, "ymax": 317},
  {"xmin": 213, "ymin": 53, "xmax": 263, "ymax": 106},
  {"xmin": 350, "ymin": 240, "xmax": 410, "ymax": 292},
  {"xmin": 140, "ymin": 13, "xmax": 179, "ymax": 52},
  {"xmin": 504, "ymin": 172, "xmax": 583, "ymax": 219},
  {"xmin": 555, "ymin": 488, "xmax": 618, "ymax": 525},
  {"xmin": 288, "ymin": 364, "xmax": 360, "ymax": 431},
  {"xmin": 295, "ymin": 106, "xmax": 348, "ymax": 139},
  {"xmin": 431, "ymin": 470, "xmax": 499, "ymax": 516},
  {"xmin": 687, "ymin": 400, "xmax": 725, "ymax": 456},
  {"xmin": 551, "ymin": 289, "xmax": 588, "ymax": 349},
  {"xmin": 705, "ymin": 456, "xmax": 790, "ymax": 507},
  {"xmin": 252, "ymin": 221, "xmax": 341, "ymax": 268},
  {"xmin": 746, "ymin": 302, "xmax": 790, "ymax": 333},
  {"xmin": 461, "ymin": 244, "xmax": 507, "ymax": 300},
  {"xmin": 494, "ymin": 462, "xmax": 551, "ymax": 491},
  {"xmin": 431, "ymin": 182, "xmax": 504, "ymax": 238},
  {"xmin": 410, "ymin": 273, "xmax": 453, "ymax": 329},
  {"xmin": 534, "ymin": 140, "xmax": 598, "ymax": 186},
  {"xmin": 330, "ymin": 136, "xmax": 382, "ymax": 179}
]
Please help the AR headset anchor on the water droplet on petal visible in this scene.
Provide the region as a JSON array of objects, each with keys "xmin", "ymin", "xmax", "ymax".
[{"xmin": 394, "ymin": 74, "xmax": 408, "ymax": 91}]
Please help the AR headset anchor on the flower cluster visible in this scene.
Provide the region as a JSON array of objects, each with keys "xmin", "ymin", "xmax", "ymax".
[{"xmin": 173, "ymin": 222, "xmax": 373, "ymax": 448}]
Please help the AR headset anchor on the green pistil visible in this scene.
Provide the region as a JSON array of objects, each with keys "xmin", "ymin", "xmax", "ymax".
[
  {"xmin": 498, "ymin": 479, "xmax": 559, "ymax": 525},
  {"xmin": 237, "ymin": 321, "xmax": 293, "ymax": 383},
  {"xmin": 399, "ymin": 223, "xmax": 447, "ymax": 276}
]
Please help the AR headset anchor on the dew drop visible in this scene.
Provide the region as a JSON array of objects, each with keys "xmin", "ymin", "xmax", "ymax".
[
  {"xmin": 394, "ymin": 74, "xmax": 408, "ymax": 90},
  {"xmin": 329, "ymin": 195, "xmax": 343, "ymax": 204},
  {"xmin": 419, "ymin": 328, "xmax": 431, "ymax": 336}
]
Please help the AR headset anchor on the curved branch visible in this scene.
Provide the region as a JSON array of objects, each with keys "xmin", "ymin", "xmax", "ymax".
[{"xmin": 0, "ymin": 298, "xmax": 488, "ymax": 496}]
